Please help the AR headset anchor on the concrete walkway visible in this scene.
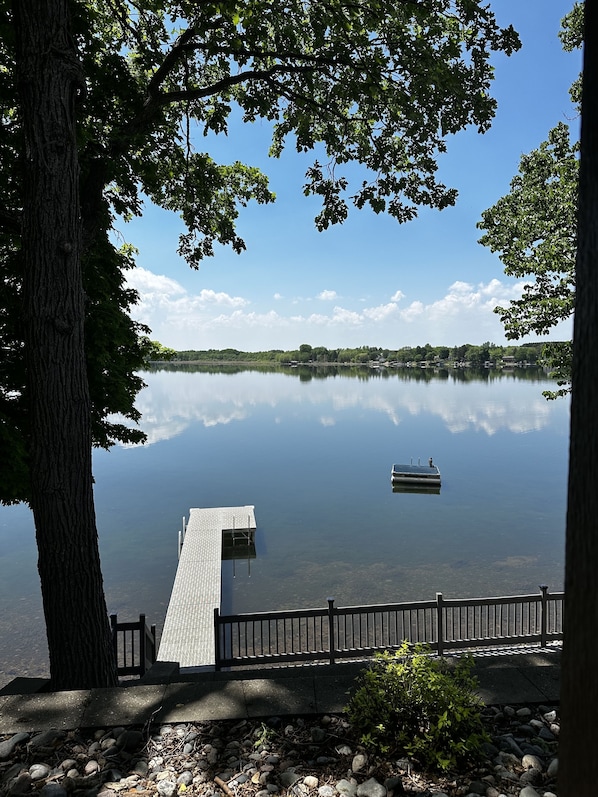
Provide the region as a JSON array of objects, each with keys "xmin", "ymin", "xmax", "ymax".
[{"xmin": 0, "ymin": 649, "xmax": 560, "ymax": 735}]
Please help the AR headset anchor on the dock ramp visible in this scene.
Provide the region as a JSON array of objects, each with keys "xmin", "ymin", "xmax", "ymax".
[{"xmin": 158, "ymin": 505, "xmax": 256, "ymax": 669}]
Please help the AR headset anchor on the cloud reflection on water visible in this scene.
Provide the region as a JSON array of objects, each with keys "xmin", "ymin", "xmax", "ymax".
[{"xmin": 120, "ymin": 367, "xmax": 567, "ymax": 446}]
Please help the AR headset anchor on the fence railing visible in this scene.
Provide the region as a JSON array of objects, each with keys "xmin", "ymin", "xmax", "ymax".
[
  {"xmin": 214, "ymin": 586, "xmax": 563, "ymax": 670},
  {"xmin": 110, "ymin": 613, "xmax": 157, "ymax": 676}
]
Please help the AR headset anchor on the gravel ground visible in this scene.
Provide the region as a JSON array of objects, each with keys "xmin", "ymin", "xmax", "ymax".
[{"xmin": 0, "ymin": 703, "xmax": 559, "ymax": 797}]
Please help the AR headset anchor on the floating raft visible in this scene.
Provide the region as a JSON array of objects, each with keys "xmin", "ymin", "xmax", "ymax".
[
  {"xmin": 158, "ymin": 505, "xmax": 256, "ymax": 669},
  {"xmin": 391, "ymin": 462, "xmax": 441, "ymax": 493}
]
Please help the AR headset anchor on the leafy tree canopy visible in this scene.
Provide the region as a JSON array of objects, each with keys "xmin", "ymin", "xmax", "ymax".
[
  {"xmin": 477, "ymin": 3, "xmax": 581, "ymax": 399},
  {"xmin": 0, "ymin": 0, "xmax": 520, "ymax": 506}
]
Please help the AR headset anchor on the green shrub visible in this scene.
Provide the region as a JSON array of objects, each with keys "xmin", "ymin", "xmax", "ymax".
[{"xmin": 344, "ymin": 642, "xmax": 489, "ymax": 771}]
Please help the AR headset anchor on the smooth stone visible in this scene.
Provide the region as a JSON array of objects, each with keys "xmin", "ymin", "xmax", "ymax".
[
  {"xmin": 521, "ymin": 754, "xmax": 543, "ymax": 771},
  {"xmin": 516, "ymin": 708, "xmax": 532, "ymax": 718},
  {"xmin": 7, "ymin": 772, "xmax": 32, "ymax": 795},
  {"xmin": 84, "ymin": 760, "xmax": 100, "ymax": 775},
  {"xmin": 117, "ymin": 730, "xmax": 144, "ymax": 752},
  {"xmin": 280, "ymin": 772, "xmax": 301, "ymax": 787},
  {"xmin": 304, "ymin": 776, "xmax": 319, "ymax": 789},
  {"xmin": 519, "ymin": 769, "xmax": 542, "ymax": 786},
  {"xmin": 519, "ymin": 787, "xmax": 540, "ymax": 797},
  {"xmin": 156, "ymin": 780, "xmax": 177, "ymax": 797},
  {"xmin": 351, "ymin": 753, "xmax": 367, "ymax": 773},
  {"xmin": 177, "ymin": 772, "xmax": 193, "ymax": 786},
  {"xmin": 384, "ymin": 775, "xmax": 403, "ymax": 793},
  {"xmin": 546, "ymin": 758, "xmax": 558, "ymax": 778},
  {"xmin": 0, "ymin": 733, "xmax": 30, "ymax": 761},
  {"xmin": 468, "ymin": 781, "xmax": 488, "ymax": 794},
  {"xmin": 356, "ymin": 778, "xmax": 386, "ymax": 797},
  {"xmin": 538, "ymin": 726, "xmax": 556, "ymax": 741},
  {"xmin": 336, "ymin": 778, "xmax": 358, "ymax": 797},
  {"xmin": 39, "ymin": 785, "xmax": 67, "ymax": 797},
  {"xmin": 311, "ymin": 728, "xmax": 326, "ymax": 743},
  {"xmin": 318, "ymin": 787, "xmax": 336, "ymax": 797},
  {"xmin": 29, "ymin": 764, "xmax": 51, "ymax": 781},
  {"xmin": 30, "ymin": 730, "xmax": 66, "ymax": 750}
]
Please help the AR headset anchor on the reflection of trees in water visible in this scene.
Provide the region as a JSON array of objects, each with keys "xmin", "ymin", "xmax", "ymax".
[{"xmin": 146, "ymin": 362, "xmax": 551, "ymax": 386}]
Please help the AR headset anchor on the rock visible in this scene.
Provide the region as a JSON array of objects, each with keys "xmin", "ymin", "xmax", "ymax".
[
  {"xmin": 519, "ymin": 787, "xmax": 540, "ymax": 797},
  {"xmin": 546, "ymin": 758, "xmax": 558, "ymax": 778},
  {"xmin": 280, "ymin": 771, "xmax": 301, "ymax": 787},
  {"xmin": 351, "ymin": 753, "xmax": 367, "ymax": 773},
  {"xmin": 29, "ymin": 763, "xmax": 51, "ymax": 781},
  {"xmin": 117, "ymin": 730, "xmax": 144, "ymax": 752},
  {"xmin": 311, "ymin": 727, "xmax": 326, "ymax": 743},
  {"xmin": 156, "ymin": 779, "xmax": 177, "ymax": 797},
  {"xmin": 336, "ymin": 744, "xmax": 352, "ymax": 756},
  {"xmin": 0, "ymin": 733, "xmax": 29, "ymax": 760},
  {"xmin": 356, "ymin": 778, "xmax": 386, "ymax": 797},
  {"xmin": 468, "ymin": 780, "xmax": 488, "ymax": 795},
  {"xmin": 516, "ymin": 708, "xmax": 532, "ymax": 718},
  {"xmin": 519, "ymin": 768, "xmax": 542, "ymax": 786},
  {"xmin": 318, "ymin": 786, "xmax": 336, "ymax": 797},
  {"xmin": 29, "ymin": 730, "xmax": 66, "ymax": 750},
  {"xmin": 521, "ymin": 754, "xmax": 543, "ymax": 771},
  {"xmin": 39, "ymin": 785, "xmax": 67, "ymax": 797},
  {"xmin": 7, "ymin": 772, "xmax": 32, "ymax": 796},
  {"xmin": 304, "ymin": 775, "xmax": 319, "ymax": 788},
  {"xmin": 177, "ymin": 771, "xmax": 193, "ymax": 786},
  {"xmin": 84, "ymin": 759, "xmax": 100, "ymax": 775},
  {"xmin": 384, "ymin": 775, "xmax": 404, "ymax": 794},
  {"xmin": 336, "ymin": 778, "xmax": 358, "ymax": 797}
]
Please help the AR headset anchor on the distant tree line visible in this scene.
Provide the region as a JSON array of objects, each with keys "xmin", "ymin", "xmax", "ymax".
[{"xmin": 170, "ymin": 341, "xmax": 548, "ymax": 366}]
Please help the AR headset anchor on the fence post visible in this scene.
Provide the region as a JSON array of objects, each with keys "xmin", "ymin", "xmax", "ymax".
[
  {"xmin": 539, "ymin": 585, "xmax": 548, "ymax": 646},
  {"xmin": 436, "ymin": 593, "xmax": 444, "ymax": 656},
  {"xmin": 110, "ymin": 614, "xmax": 118, "ymax": 665},
  {"xmin": 139, "ymin": 614, "xmax": 147, "ymax": 675},
  {"xmin": 327, "ymin": 598, "xmax": 336, "ymax": 665},
  {"xmin": 150, "ymin": 623, "xmax": 157, "ymax": 666},
  {"xmin": 214, "ymin": 607, "xmax": 221, "ymax": 671}
]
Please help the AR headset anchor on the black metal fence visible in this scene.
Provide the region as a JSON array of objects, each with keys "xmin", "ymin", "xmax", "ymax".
[
  {"xmin": 110, "ymin": 613, "xmax": 157, "ymax": 676},
  {"xmin": 214, "ymin": 586, "xmax": 563, "ymax": 669}
]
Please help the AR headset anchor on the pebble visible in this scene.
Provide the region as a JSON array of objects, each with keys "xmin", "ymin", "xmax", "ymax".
[{"xmin": 0, "ymin": 705, "xmax": 560, "ymax": 797}]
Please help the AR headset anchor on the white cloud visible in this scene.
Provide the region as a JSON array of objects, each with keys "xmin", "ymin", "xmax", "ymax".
[
  {"xmin": 128, "ymin": 267, "xmax": 185, "ymax": 297},
  {"xmin": 126, "ymin": 267, "xmax": 571, "ymax": 351},
  {"xmin": 317, "ymin": 290, "xmax": 338, "ymax": 301}
]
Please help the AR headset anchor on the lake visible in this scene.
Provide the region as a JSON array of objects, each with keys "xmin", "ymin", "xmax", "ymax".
[{"xmin": 0, "ymin": 365, "xmax": 570, "ymax": 687}]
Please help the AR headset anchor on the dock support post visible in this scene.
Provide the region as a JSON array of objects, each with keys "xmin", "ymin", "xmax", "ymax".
[
  {"xmin": 436, "ymin": 593, "xmax": 444, "ymax": 656},
  {"xmin": 539, "ymin": 585, "xmax": 549, "ymax": 646},
  {"xmin": 327, "ymin": 597, "xmax": 336, "ymax": 665}
]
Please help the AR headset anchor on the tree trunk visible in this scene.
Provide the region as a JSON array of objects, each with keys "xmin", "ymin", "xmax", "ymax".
[
  {"xmin": 14, "ymin": 0, "xmax": 117, "ymax": 689},
  {"xmin": 560, "ymin": 1, "xmax": 598, "ymax": 793}
]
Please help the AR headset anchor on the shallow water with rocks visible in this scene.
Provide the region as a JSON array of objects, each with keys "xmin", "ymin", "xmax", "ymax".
[{"xmin": 0, "ymin": 704, "xmax": 559, "ymax": 797}]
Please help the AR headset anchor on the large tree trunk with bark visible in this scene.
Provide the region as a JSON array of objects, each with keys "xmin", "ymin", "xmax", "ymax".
[
  {"xmin": 560, "ymin": 1, "xmax": 598, "ymax": 793},
  {"xmin": 14, "ymin": 0, "xmax": 117, "ymax": 689}
]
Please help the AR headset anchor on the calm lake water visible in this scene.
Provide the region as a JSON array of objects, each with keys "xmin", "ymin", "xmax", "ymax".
[{"xmin": 0, "ymin": 365, "xmax": 570, "ymax": 687}]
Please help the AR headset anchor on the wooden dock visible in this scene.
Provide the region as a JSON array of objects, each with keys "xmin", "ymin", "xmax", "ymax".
[{"xmin": 158, "ymin": 505, "xmax": 256, "ymax": 669}]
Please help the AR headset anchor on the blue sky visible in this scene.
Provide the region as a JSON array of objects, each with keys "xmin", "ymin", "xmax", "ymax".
[{"xmin": 119, "ymin": 1, "xmax": 580, "ymax": 352}]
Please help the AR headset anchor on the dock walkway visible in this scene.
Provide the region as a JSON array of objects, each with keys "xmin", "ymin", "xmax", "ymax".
[{"xmin": 157, "ymin": 506, "xmax": 256, "ymax": 669}]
